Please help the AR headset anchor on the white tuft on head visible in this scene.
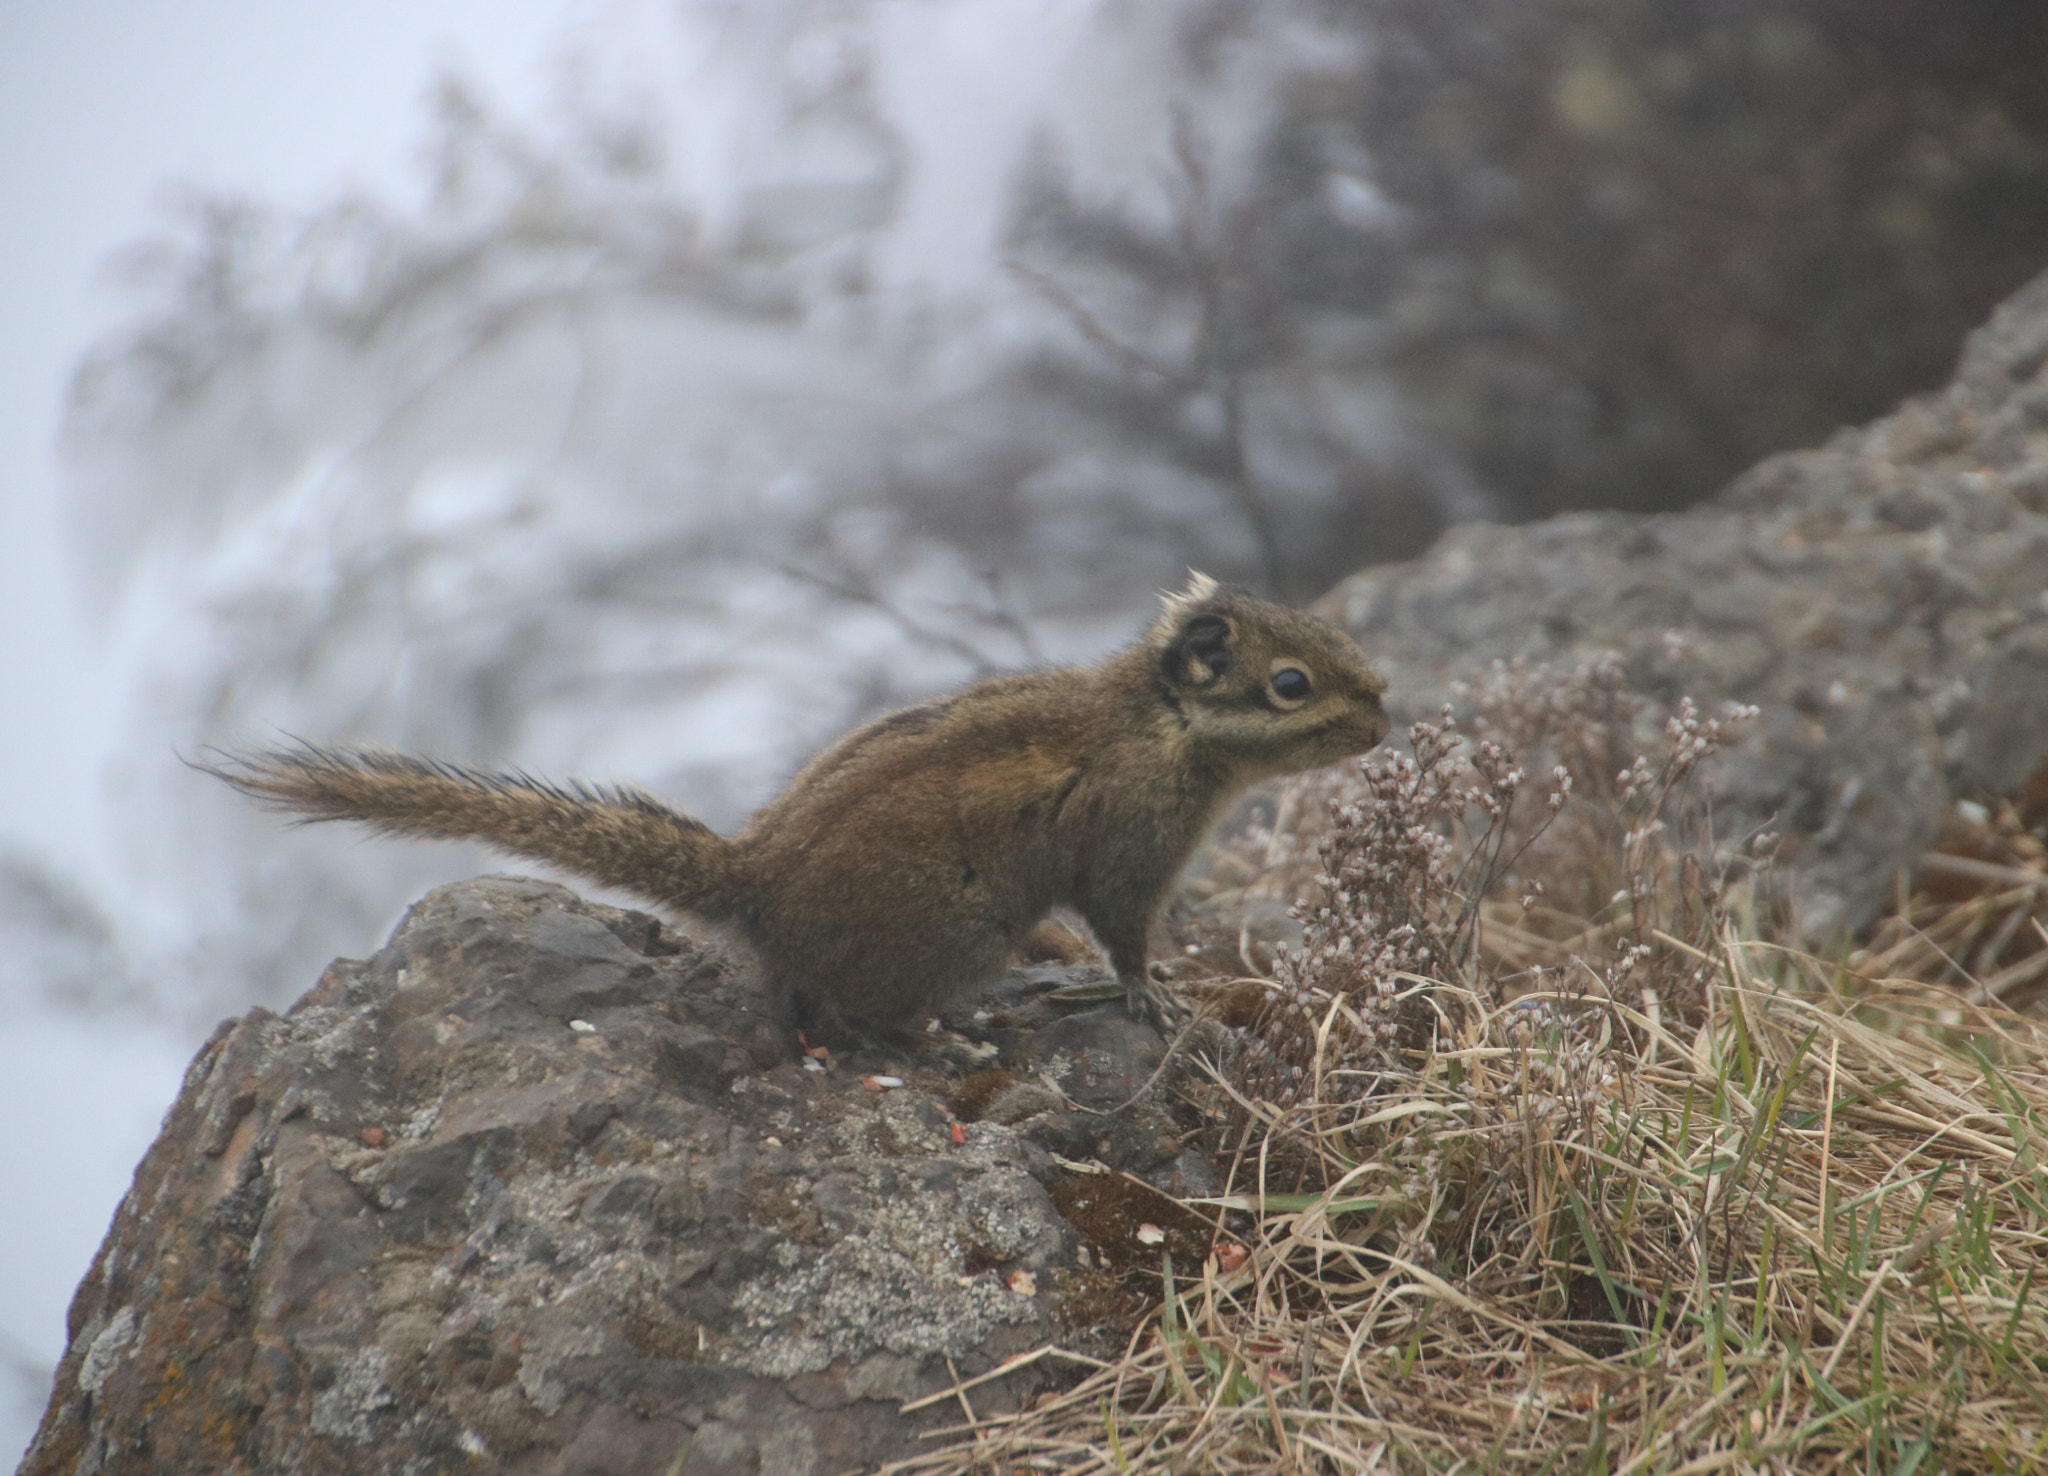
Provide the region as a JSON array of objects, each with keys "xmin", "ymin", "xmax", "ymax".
[
  {"xmin": 1148, "ymin": 570, "xmax": 1223, "ymax": 646},
  {"xmin": 1155, "ymin": 570, "xmax": 1220, "ymax": 622}
]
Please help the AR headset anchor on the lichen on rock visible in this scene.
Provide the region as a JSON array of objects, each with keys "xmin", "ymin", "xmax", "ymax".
[{"xmin": 19, "ymin": 876, "xmax": 1179, "ymax": 1475}]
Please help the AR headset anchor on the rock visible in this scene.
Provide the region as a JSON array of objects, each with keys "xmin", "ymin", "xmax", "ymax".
[
  {"xmin": 1321, "ymin": 267, "xmax": 2048, "ymax": 937},
  {"xmin": 19, "ymin": 877, "xmax": 1188, "ymax": 1476}
]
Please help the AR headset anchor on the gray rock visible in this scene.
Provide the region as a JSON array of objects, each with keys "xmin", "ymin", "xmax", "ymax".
[
  {"xmin": 1321, "ymin": 268, "xmax": 2048, "ymax": 936},
  {"xmin": 18, "ymin": 877, "xmax": 1182, "ymax": 1476}
]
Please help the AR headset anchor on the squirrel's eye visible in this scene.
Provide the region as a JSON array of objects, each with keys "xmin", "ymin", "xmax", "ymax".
[{"xmin": 1269, "ymin": 667, "xmax": 1312, "ymax": 706}]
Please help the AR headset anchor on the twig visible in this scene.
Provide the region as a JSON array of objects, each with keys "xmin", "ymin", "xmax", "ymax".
[
  {"xmin": 898, "ymin": 1346, "xmax": 1110, "ymax": 1414},
  {"xmin": 1921, "ymin": 853, "xmax": 2046, "ymax": 891},
  {"xmin": 1004, "ymin": 260, "xmax": 1185, "ymax": 385},
  {"xmin": 771, "ymin": 559, "xmax": 1001, "ymax": 674}
]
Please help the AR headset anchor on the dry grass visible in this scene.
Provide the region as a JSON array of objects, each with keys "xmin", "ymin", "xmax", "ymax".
[
  {"xmin": 1852, "ymin": 796, "xmax": 2048, "ymax": 1015},
  {"xmin": 884, "ymin": 667, "xmax": 2048, "ymax": 1475}
]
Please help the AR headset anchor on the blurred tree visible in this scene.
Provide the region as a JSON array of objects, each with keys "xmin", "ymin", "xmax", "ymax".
[
  {"xmin": 1010, "ymin": 0, "xmax": 2048, "ymax": 590},
  {"xmin": 1335, "ymin": 0, "xmax": 2048, "ymax": 521}
]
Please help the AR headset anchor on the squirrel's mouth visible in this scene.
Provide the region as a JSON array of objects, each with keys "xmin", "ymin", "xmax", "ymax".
[{"xmin": 1280, "ymin": 712, "xmax": 1383, "ymax": 759}]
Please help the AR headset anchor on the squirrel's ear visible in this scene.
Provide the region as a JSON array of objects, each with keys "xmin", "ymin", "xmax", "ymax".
[{"xmin": 1162, "ymin": 611, "xmax": 1234, "ymax": 686}]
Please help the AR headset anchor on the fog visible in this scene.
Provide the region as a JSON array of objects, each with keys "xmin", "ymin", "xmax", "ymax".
[{"xmin": 0, "ymin": 3, "xmax": 568, "ymax": 1459}]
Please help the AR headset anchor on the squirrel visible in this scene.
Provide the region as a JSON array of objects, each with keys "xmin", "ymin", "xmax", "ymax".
[{"xmin": 208, "ymin": 574, "xmax": 1389, "ymax": 1037}]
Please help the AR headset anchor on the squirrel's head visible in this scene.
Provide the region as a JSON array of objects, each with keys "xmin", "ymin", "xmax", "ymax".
[{"xmin": 1147, "ymin": 572, "xmax": 1390, "ymax": 778}]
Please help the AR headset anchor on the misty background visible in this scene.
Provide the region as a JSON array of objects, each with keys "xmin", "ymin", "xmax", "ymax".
[{"xmin": 7, "ymin": 0, "xmax": 2048, "ymax": 1461}]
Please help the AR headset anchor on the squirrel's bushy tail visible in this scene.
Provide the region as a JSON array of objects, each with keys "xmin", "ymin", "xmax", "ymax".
[{"xmin": 206, "ymin": 745, "xmax": 749, "ymax": 921}]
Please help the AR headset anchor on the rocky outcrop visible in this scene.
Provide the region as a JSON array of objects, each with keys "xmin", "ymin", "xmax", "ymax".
[
  {"xmin": 20, "ymin": 877, "xmax": 1200, "ymax": 1476},
  {"xmin": 29, "ymin": 248, "xmax": 2048, "ymax": 1476},
  {"xmin": 1324, "ymin": 267, "xmax": 2048, "ymax": 936}
]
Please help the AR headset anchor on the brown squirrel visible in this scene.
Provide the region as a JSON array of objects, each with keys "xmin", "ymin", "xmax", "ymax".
[{"xmin": 209, "ymin": 575, "xmax": 1388, "ymax": 1035}]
